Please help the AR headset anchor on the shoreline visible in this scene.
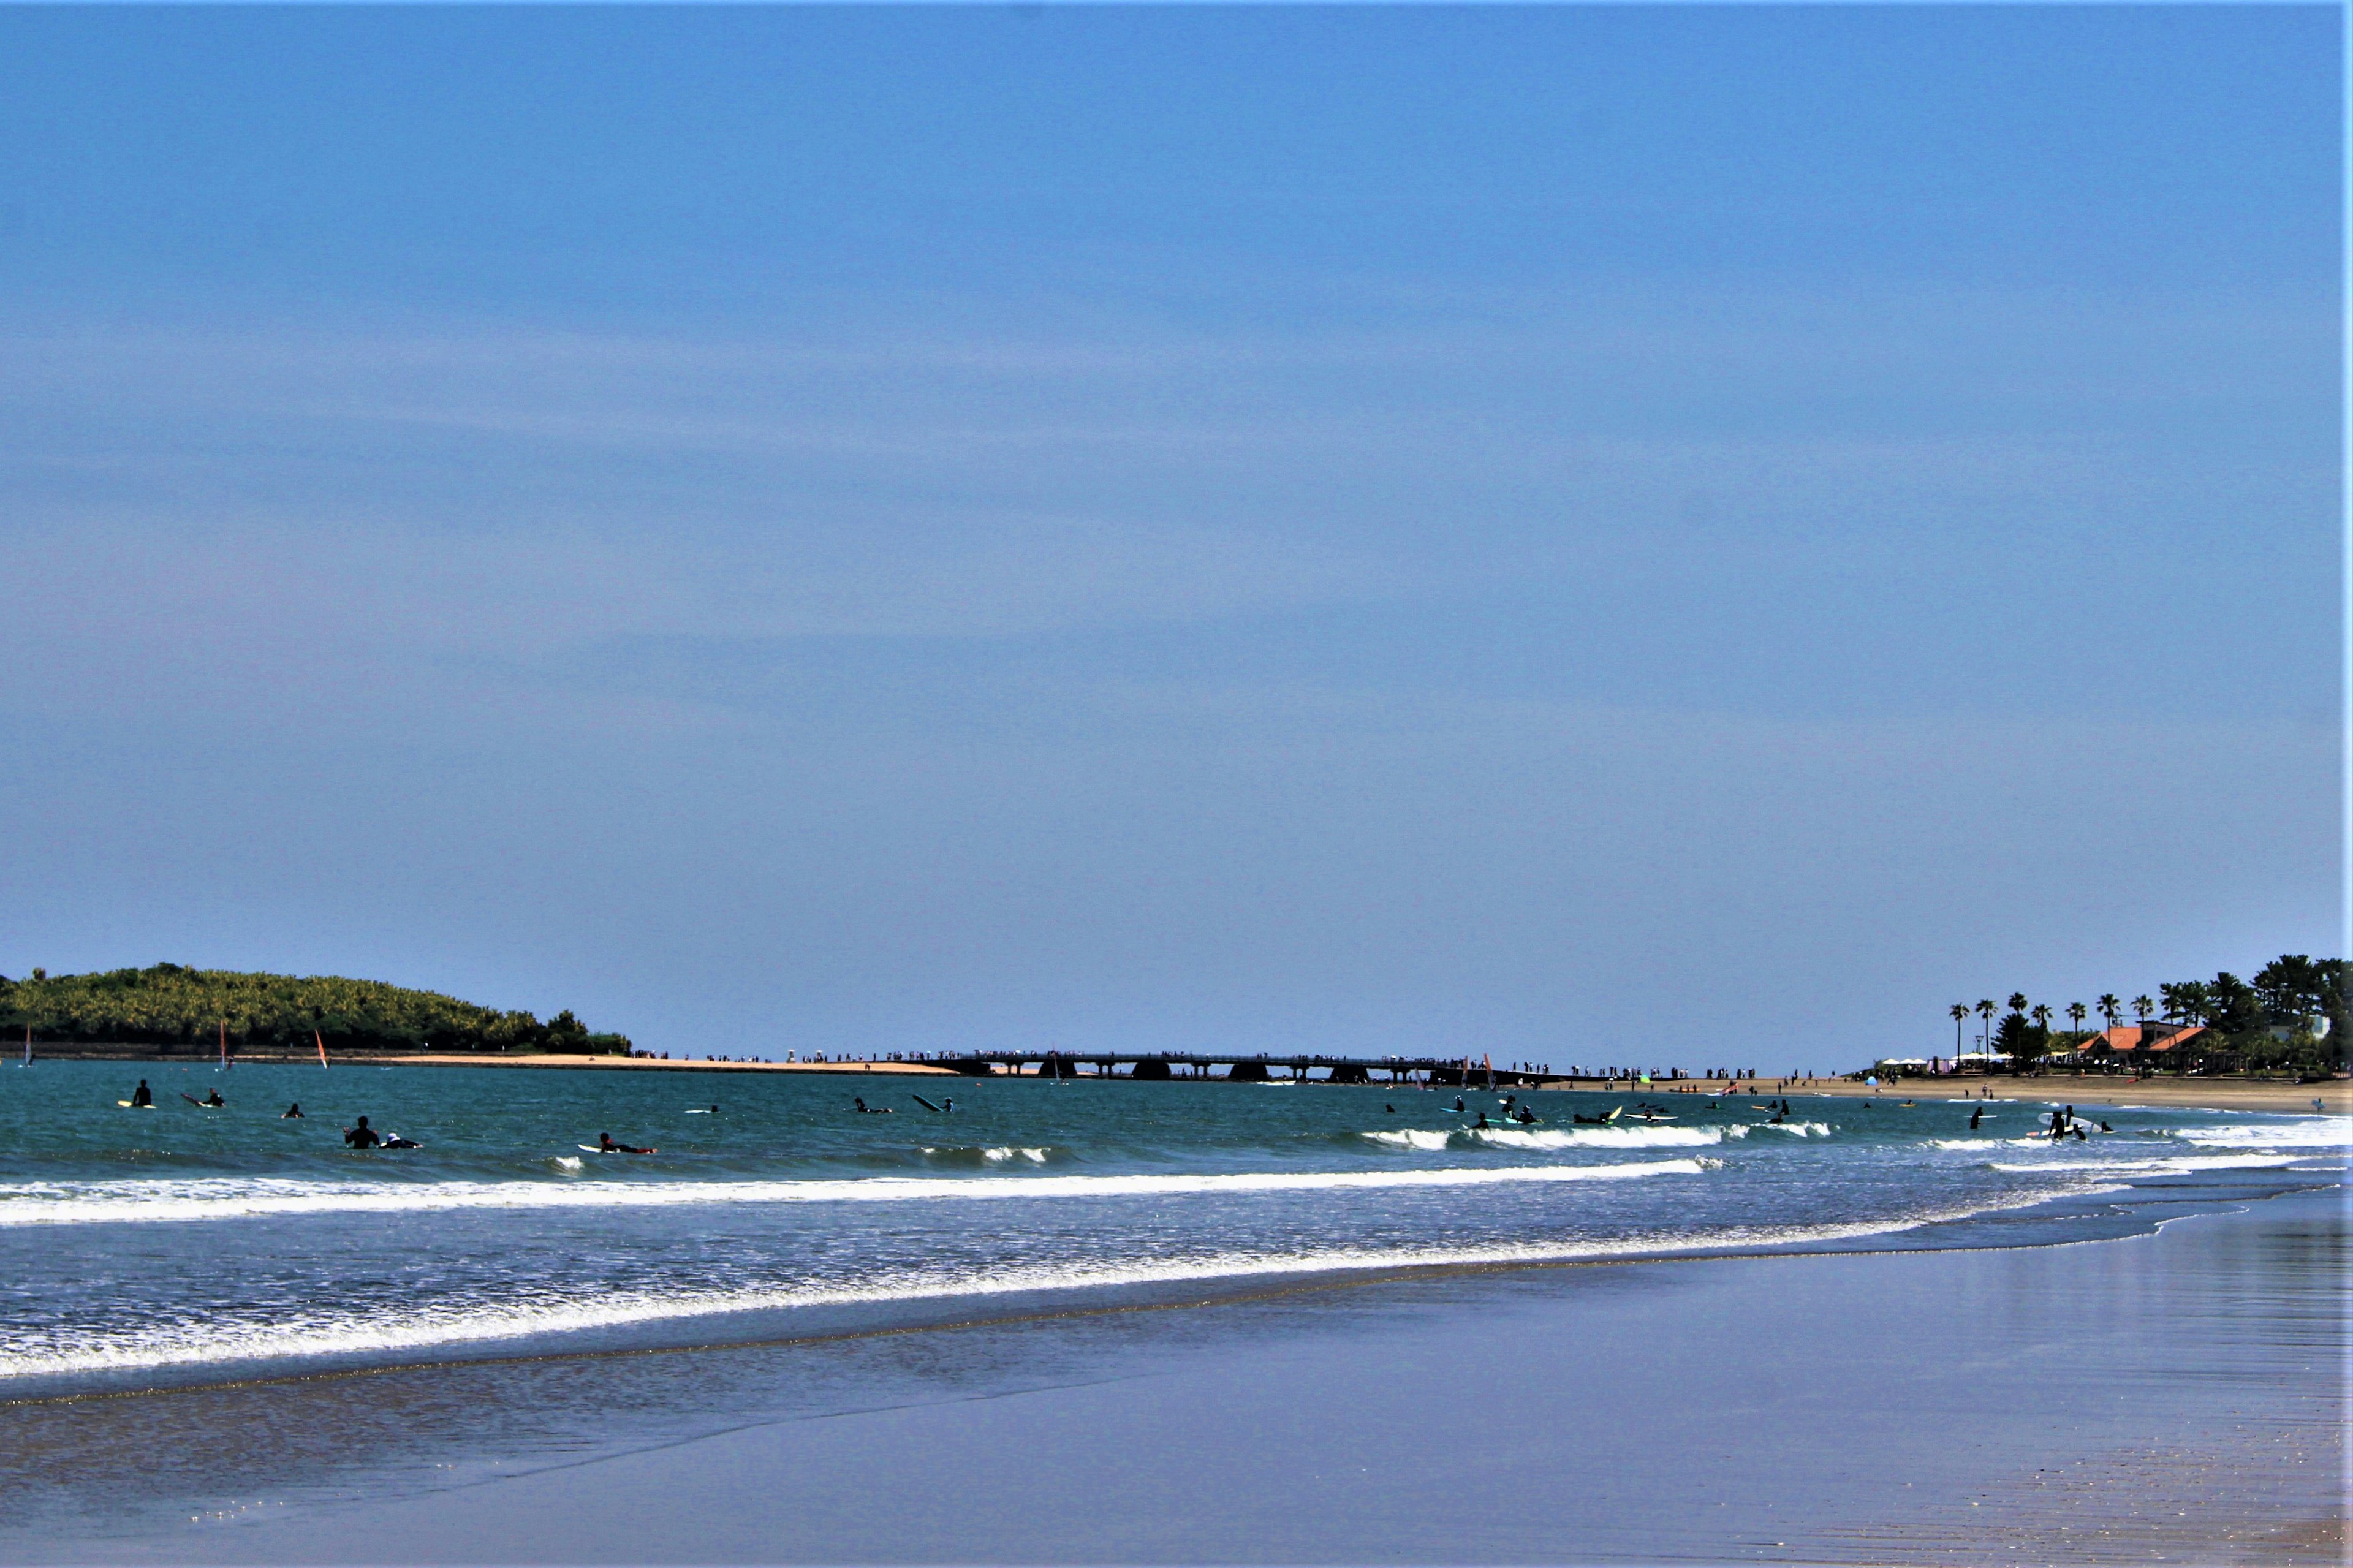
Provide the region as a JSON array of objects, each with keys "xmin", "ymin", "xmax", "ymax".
[
  {"xmin": 15, "ymin": 1181, "xmax": 2340, "ymax": 1566},
  {"xmin": 25, "ymin": 1048, "xmax": 2347, "ymax": 1110}
]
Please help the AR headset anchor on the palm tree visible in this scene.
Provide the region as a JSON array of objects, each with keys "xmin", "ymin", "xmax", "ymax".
[
  {"xmin": 1976, "ymin": 999, "xmax": 1997, "ymax": 1053},
  {"xmin": 2031, "ymin": 1003, "xmax": 2052, "ymax": 1031},
  {"xmin": 2007, "ymin": 991, "xmax": 2029, "ymax": 1017},
  {"xmin": 2097, "ymin": 993, "xmax": 2121, "ymax": 1031},
  {"xmin": 2132, "ymin": 995, "xmax": 2153, "ymax": 1024},
  {"xmin": 1949, "ymin": 1003, "xmax": 1968, "ymax": 1063}
]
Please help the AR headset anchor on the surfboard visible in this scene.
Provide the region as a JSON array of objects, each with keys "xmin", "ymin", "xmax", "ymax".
[
  {"xmin": 578, "ymin": 1144, "xmax": 657, "ymax": 1154},
  {"xmin": 911, "ymin": 1094, "xmax": 942, "ymax": 1112},
  {"xmin": 117, "ymin": 1100, "xmax": 153, "ymax": 1108}
]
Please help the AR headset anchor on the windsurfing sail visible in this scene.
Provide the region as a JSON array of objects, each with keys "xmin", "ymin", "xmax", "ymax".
[
  {"xmin": 316, "ymin": 1029, "xmax": 330, "ymax": 1069},
  {"xmin": 219, "ymin": 1021, "xmax": 230, "ymax": 1070},
  {"xmin": 19, "ymin": 1023, "xmax": 27, "ymax": 1067}
]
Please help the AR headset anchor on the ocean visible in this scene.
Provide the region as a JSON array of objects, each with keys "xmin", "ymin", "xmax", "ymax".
[{"xmin": 4, "ymin": 1060, "xmax": 2341, "ymax": 1396}]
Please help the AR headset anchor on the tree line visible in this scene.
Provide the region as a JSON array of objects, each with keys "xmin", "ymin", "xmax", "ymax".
[
  {"xmin": 1947, "ymin": 954, "xmax": 2345, "ymax": 1074},
  {"xmin": 0, "ymin": 963, "xmax": 631, "ymax": 1056}
]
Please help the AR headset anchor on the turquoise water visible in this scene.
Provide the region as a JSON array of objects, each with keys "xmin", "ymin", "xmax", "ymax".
[{"xmin": 3, "ymin": 1060, "xmax": 2344, "ymax": 1396}]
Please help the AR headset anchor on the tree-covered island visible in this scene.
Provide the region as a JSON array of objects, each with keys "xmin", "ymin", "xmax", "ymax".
[{"xmin": 0, "ymin": 964, "xmax": 631, "ymax": 1057}]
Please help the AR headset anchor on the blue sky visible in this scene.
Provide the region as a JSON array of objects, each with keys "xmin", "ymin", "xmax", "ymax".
[{"xmin": 0, "ymin": 7, "xmax": 2338, "ymax": 1062}]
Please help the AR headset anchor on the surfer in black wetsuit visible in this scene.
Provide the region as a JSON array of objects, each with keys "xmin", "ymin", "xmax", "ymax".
[
  {"xmin": 1453, "ymin": 1096, "xmax": 1466, "ymax": 1113},
  {"xmin": 1474, "ymin": 1112, "xmax": 1491, "ymax": 1129},
  {"xmin": 200, "ymin": 1088, "xmax": 224, "ymax": 1107},
  {"xmin": 344, "ymin": 1116, "xmax": 382, "ymax": 1149},
  {"xmin": 1968, "ymin": 1106, "xmax": 1983, "ymax": 1131},
  {"xmin": 131, "ymin": 1080, "xmax": 153, "ymax": 1107},
  {"xmin": 596, "ymin": 1132, "xmax": 652, "ymax": 1153},
  {"xmin": 383, "ymin": 1132, "xmax": 420, "ymax": 1149},
  {"xmin": 853, "ymin": 1097, "xmax": 891, "ymax": 1115},
  {"xmin": 283, "ymin": 1103, "xmax": 303, "ymax": 1118}
]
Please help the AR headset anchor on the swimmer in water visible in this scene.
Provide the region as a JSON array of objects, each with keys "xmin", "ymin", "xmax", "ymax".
[
  {"xmin": 282, "ymin": 1102, "xmax": 304, "ymax": 1118},
  {"xmin": 344, "ymin": 1116, "xmax": 382, "ymax": 1149}
]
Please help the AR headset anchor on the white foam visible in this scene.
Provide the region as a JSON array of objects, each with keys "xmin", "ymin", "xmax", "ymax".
[
  {"xmin": 1752, "ymin": 1121, "xmax": 1831, "ymax": 1137},
  {"xmin": 0, "ymin": 1208, "xmax": 1978, "ymax": 1381},
  {"xmin": 982, "ymin": 1147, "xmax": 1050, "ymax": 1164},
  {"xmin": 2170, "ymin": 1119, "xmax": 2353, "ymax": 1153},
  {"xmin": 1469, "ymin": 1124, "xmax": 1726, "ymax": 1149},
  {"xmin": 1362, "ymin": 1129, "xmax": 1452, "ymax": 1151},
  {"xmin": 0, "ymin": 1159, "xmax": 1710, "ymax": 1229}
]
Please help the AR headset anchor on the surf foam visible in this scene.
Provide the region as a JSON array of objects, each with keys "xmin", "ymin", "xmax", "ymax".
[{"xmin": 0, "ymin": 1159, "xmax": 1710, "ymax": 1229}]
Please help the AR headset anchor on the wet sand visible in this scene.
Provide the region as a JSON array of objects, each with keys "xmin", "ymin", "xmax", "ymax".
[{"xmin": 10, "ymin": 1180, "xmax": 2342, "ymax": 1566}]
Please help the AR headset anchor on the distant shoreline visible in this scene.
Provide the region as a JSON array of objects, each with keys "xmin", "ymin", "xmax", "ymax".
[{"xmin": 26, "ymin": 1048, "xmax": 2347, "ymax": 1111}]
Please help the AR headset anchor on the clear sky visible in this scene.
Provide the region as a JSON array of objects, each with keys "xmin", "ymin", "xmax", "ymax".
[{"xmin": 0, "ymin": 6, "xmax": 2338, "ymax": 1065}]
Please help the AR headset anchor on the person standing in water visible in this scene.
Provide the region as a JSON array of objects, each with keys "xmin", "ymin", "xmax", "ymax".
[{"xmin": 344, "ymin": 1116, "xmax": 382, "ymax": 1149}]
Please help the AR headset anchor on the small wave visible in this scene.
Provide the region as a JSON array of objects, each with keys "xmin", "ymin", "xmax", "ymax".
[
  {"xmin": 0, "ymin": 1206, "xmax": 1988, "ymax": 1381},
  {"xmin": 1362, "ymin": 1129, "xmax": 1450, "ymax": 1151},
  {"xmin": 0, "ymin": 1160, "xmax": 1710, "ymax": 1229},
  {"xmin": 1752, "ymin": 1121, "xmax": 1830, "ymax": 1137},
  {"xmin": 920, "ymin": 1145, "xmax": 1054, "ymax": 1166},
  {"xmin": 1469, "ymin": 1124, "xmax": 1724, "ymax": 1149},
  {"xmin": 2170, "ymin": 1119, "xmax": 2352, "ymax": 1153},
  {"xmin": 551, "ymin": 1156, "xmax": 583, "ymax": 1173}
]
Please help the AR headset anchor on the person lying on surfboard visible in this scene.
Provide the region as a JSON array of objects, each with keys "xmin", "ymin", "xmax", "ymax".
[{"xmin": 596, "ymin": 1132, "xmax": 654, "ymax": 1154}]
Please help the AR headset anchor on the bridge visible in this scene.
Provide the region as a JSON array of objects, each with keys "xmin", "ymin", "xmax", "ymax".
[{"xmin": 933, "ymin": 1051, "xmax": 1575, "ymax": 1086}]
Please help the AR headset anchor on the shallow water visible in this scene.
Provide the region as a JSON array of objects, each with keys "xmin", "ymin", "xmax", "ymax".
[{"xmin": 4, "ymin": 1062, "xmax": 2343, "ymax": 1395}]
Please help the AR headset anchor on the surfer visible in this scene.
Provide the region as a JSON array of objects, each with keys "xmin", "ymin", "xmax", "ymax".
[
  {"xmin": 853, "ymin": 1097, "xmax": 891, "ymax": 1114},
  {"xmin": 383, "ymin": 1133, "xmax": 421, "ymax": 1149},
  {"xmin": 1968, "ymin": 1106, "xmax": 1983, "ymax": 1131},
  {"xmin": 130, "ymin": 1080, "xmax": 153, "ymax": 1107},
  {"xmin": 344, "ymin": 1116, "xmax": 382, "ymax": 1149},
  {"xmin": 1514, "ymin": 1107, "xmax": 1537, "ymax": 1124},
  {"xmin": 596, "ymin": 1132, "xmax": 653, "ymax": 1154},
  {"xmin": 201, "ymin": 1088, "xmax": 224, "ymax": 1107},
  {"xmin": 1474, "ymin": 1111, "xmax": 1491, "ymax": 1129},
  {"xmin": 283, "ymin": 1102, "xmax": 304, "ymax": 1118},
  {"xmin": 1453, "ymin": 1096, "xmax": 1466, "ymax": 1113}
]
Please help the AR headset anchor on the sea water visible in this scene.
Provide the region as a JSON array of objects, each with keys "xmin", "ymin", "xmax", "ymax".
[{"xmin": 1, "ymin": 1061, "xmax": 2344, "ymax": 1397}]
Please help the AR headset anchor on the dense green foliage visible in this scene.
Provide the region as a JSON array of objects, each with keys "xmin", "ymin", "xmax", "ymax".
[
  {"xmin": 1950, "ymin": 954, "xmax": 2346, "ymax": 1075},
  {"xmin": 0, "ymin": 964, "xmax": 629, "ymax": 1055}
]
